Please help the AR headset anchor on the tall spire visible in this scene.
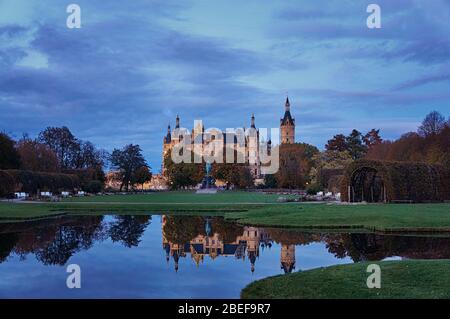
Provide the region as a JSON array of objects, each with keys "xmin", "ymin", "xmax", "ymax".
[
  {"xmin": 251, "ymin": 113, "xmax": 255, "ymax": 128},
  {"xmin": 175, "ymin": 115, "xmax": 180, "ymax": 128},
  {"xmin": 285, "ymin": 96, "xmax": 290, "ymax": 112},
  {"xmin": 164, "ymin": 124, "xmax": 172, "ymax": 144}
]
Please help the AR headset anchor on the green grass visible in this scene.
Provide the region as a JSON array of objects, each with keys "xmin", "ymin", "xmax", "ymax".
[
  {"xmin": 1, "ymin": 191, "xmax": 449, "ymax": 232},
  {"xmin": 226, "ymin": 202, "xmax": 450, "ymax": 232},
  {"xmin": 61, "ymin": 190, "xmax": 286, "ymax": 204},
  {"xmin": 241, "ymin": 260, "xmax": 450, "ymax": 299}
]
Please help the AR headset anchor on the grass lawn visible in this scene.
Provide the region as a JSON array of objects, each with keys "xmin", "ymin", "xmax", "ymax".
[
  {"xmin": 60, "ymin": 190, "xmax": 286, "ymax": 203},
  {"xmin": 0, "ymin": 191, "xmax": 449, "ymax": 232},
  {"xmin": 241, "ymin": 260, "xmax": 450, "ymax": 299},
  {"xmin": 226, "ymin": 202, "xmax": 450, "ymax": 232},
  {"xmin": 0, "ymin": 191, "xmax": 272, "ymax": 220}
]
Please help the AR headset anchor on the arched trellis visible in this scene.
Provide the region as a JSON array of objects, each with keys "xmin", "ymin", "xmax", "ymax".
[
  {"xmin": 340, "ymin": 160, "xmax": 449, "ymax": 203},
  {"xmin": 348, "ymin": 166, "xmax": 387, "ymax": 203}
]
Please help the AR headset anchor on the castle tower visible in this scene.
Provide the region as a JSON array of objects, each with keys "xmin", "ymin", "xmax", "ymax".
[
  {"xmin": 280, "ymin": 244, "xmax": 296, "ymax": 274},
  {"xmin": 162, "ymin": 124, "xmax": 172, "ymax": 173},
  {"xmin": 248, "ymin": 114, "xmax": 260, "ymax": 178},
  {"xmin": 280, "ymin": 97, "xmax": 295, "ymax": 144}
]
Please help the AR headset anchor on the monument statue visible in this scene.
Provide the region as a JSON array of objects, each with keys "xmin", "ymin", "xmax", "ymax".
[{"xmin": 197, "ymin": 161, "xmax": 217, "ymax": 193}]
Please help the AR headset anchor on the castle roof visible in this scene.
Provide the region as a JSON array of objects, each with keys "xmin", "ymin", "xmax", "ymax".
[
  {"xmin": 164, "ymin": 125, "xmax": 171, "ymax": 144},
  {"xmin": 280, "ymin": 97, "xmax": 295, "ymax": 126}
]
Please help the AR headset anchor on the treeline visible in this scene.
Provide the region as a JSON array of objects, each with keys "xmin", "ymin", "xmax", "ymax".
[
  {"xmin": 0, "ymin": 126, "xmax": 107, "ymax": 196},
  {"xmin": 0, "ymin": 127, "xmax": 106, "ymax": 175},
  {"xmin": 366, "ymin": 111, "xmax": 449, "ymax": 166},
  {"xmin": 316, "ymin": 110, "xmax": 449, "ymax": 193},
  {"xmin": 0, "ymin": 126, "xmax": 152, "ymax": 196}
]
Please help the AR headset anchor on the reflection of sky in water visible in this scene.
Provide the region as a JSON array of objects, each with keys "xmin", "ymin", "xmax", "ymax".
[{"xmin": 0, "ymin": 215, "xmax": 448, "ymax": 298}]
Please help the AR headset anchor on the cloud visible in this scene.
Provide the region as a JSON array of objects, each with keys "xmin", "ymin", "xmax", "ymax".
[
  {"xmin": 392, "ymin": 69, "xmax": 450, "ymax": 91},
  {"xmin": 1, "ymin": 0, "xmax": 449, "ymax": 168}
]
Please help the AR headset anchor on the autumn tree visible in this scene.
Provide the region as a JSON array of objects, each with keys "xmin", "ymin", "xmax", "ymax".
[
  {"xmin": 274, "ymin": 143, "xmax": 319, "ymax": 189},
  {"xmin": 17, "ymin": 137, "xmax": 59, "ymax": 172},
  {"xmin": 325, "ymin": 134, "xmax": 347, "ymax": 152},
  {"xmin": 418, "ymin": 111, "xmax": 446, "ymax": 137},
  {"xmin": 212, "ymin": 162, "xmax": 253, "ymax": 189},
  {"xmin": 366, "ymin": 111, "xmax": 449, "ymax": 166},
  {"xmin": 363, "ymin": 129, "xmax": 382, "ymax": 149}
]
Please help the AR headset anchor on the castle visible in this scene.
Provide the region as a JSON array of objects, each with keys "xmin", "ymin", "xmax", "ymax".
[{"xmin": 162, "ymin": 97, "xmax": 296, "ymax": 179}]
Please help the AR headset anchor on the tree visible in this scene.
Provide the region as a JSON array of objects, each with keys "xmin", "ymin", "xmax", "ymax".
[
  {"xmin": 363, "ymin": 129, "xmax": 382, "ymax": 149},
  {"xmin": 325, "ymin": 134, "xmax": 347, "ymax": 152},
  {"xmin": 110, "ymin": 144, "xmax": 147, "ymax": 191},
  {"xmin": 84, "ymin": 180, "xmax": 103, "ymax": 194},
  {"xmin": 274, "ymin": 143, "xmax": 319, "ymax": 189},
  {"xmin": 108, "ymin": 216, "xmax": 150, "ymax": 248},
  {"xmin": 38, "ymin": 127, "xmax": 78, "ymax": 169},
  {"xmin": 366, "ymin": 124, "xmax": 449, "ymax": 166},
  {"xmin": 345, "ymin": 129, "xmax": 368, "ymax": 160},
  {"xmin": 164, "ymin": 153, "xmax": 204, "ymax": 190},
  {"xmin": 133, "ymin": 166, "xmax": 152, "ymax": 190},
  {"xmin": 17, "ymin": 137, "xmax": 59, "ymax": 172},
  {"xmin": 72, "ymin": 141, "xmax": 106, "ymax": 170},
  {"xmin": 418, "ymin": 111, "xmax": 446, "ymax": 137},
  {"xmin": 228, "ymin": 165, "xmax": 253, "ymax": 189},
  {"xmin": 263, "ymin": 174, "xmax": 277, "ymax": 188},
  {"xmin": 0, "ymin": 133, "xmax": 20, "ymax": 169},
  {"xmin": 315, "ymin": 150, "xmax": 353, "ymax": 170}
]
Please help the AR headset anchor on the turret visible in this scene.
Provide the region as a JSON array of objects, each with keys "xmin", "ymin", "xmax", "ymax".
[
  {"xmin": 164, "ymin": 124, "xmax": 171, "ymax": 144},
  {"xmin": 280, "ymin": 96, "xmax": 296, "ymax": 144}
]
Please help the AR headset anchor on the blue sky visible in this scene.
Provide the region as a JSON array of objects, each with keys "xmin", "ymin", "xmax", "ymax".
[{"xmin": 1, "ymin": 0, "xmax": 449, "ymax": 172}]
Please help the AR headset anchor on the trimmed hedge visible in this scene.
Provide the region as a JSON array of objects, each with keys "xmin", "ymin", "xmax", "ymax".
[
  {"xmin": 341, "ymin": 159, "xmax": 450, "ymax": 202},
  {"xmin": 62, "ymin": 168, "xmax": 104, "ymax": 187},
  {"xmin": 4, "ymin": 170, "xmax": 80, "ymax": 195},
  {"xmin": 0, "ymin": 171, "xmax": 15, "ymax": 197}
]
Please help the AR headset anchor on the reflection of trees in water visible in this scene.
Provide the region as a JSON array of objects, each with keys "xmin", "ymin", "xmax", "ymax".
[
  {"xmin": 35, "ymin": 216, "xmax": 105, "ymax": 265},
  {"xmin": 0, "ymin": 215, "xmax": 152, "ymax": 265},
  {"xmin": 2, "ymin": 215, "xmax": 450, "ymax": 266},
  {"xmin": 163, "ymin": 216, "xmax": 205, "ymax": 244},
  {"xmin": 108, "ymin": 216, "xmax": 151, "ymax": 248},
  {"xmin": 210, "ymin": 217, "xmax": 243, "ymax": 243},
  {"xmin": 323, "ymin": 233, "xmax": 450, "ymax": 262},
  {"xmin": 266, "ymin": 228, "xmax": 321, "ymax": 245},
  {"xmin": 0, "ymin": 233, "xmax": 19, "ymax": 263}
]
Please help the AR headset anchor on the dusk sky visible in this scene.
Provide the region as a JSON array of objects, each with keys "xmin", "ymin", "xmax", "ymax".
[{"xmin": 1, "ymin": 0, "xmax": 449, "ymax": 171}]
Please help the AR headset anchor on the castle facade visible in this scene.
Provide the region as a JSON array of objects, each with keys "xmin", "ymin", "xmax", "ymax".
[{"xmin": 162, "ymin": 97, "xmax": 296, "ymax": 179}]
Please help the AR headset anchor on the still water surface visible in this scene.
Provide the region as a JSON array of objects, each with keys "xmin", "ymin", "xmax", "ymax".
[{"xmin": 0, "ymin": 214, "xmax": 449, "ymax": 298}]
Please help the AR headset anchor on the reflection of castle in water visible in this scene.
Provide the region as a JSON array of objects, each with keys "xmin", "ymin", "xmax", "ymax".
[{"xmin": 162, "ymin": 215, "xmax": 296, "ymax": 273}]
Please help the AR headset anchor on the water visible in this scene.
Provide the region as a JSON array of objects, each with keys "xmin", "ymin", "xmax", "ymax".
[{"xmin": 0, "ymin": 214, "xmax": 449, "ymax": 298}]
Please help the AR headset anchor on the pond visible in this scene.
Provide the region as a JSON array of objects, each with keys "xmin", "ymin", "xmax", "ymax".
[{"xmin": 0, "ymin": 214, "xmax": 449, "ymax": 298}]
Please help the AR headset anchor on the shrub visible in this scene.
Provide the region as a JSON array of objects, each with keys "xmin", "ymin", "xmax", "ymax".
[
  {"xmin": 63, "ymin": 168, "xmax": 105, "ymax": 186},
  {"xmin": 5, "ymin": 170, "xmax": 80, "ymax": 195},
  {"xmin": 84, "ymin": 180, "xmax": 103, "ymax": 194},
  {"xmin": 306, "ymin": 183, "xmax": 323, "ymax": 195}
]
